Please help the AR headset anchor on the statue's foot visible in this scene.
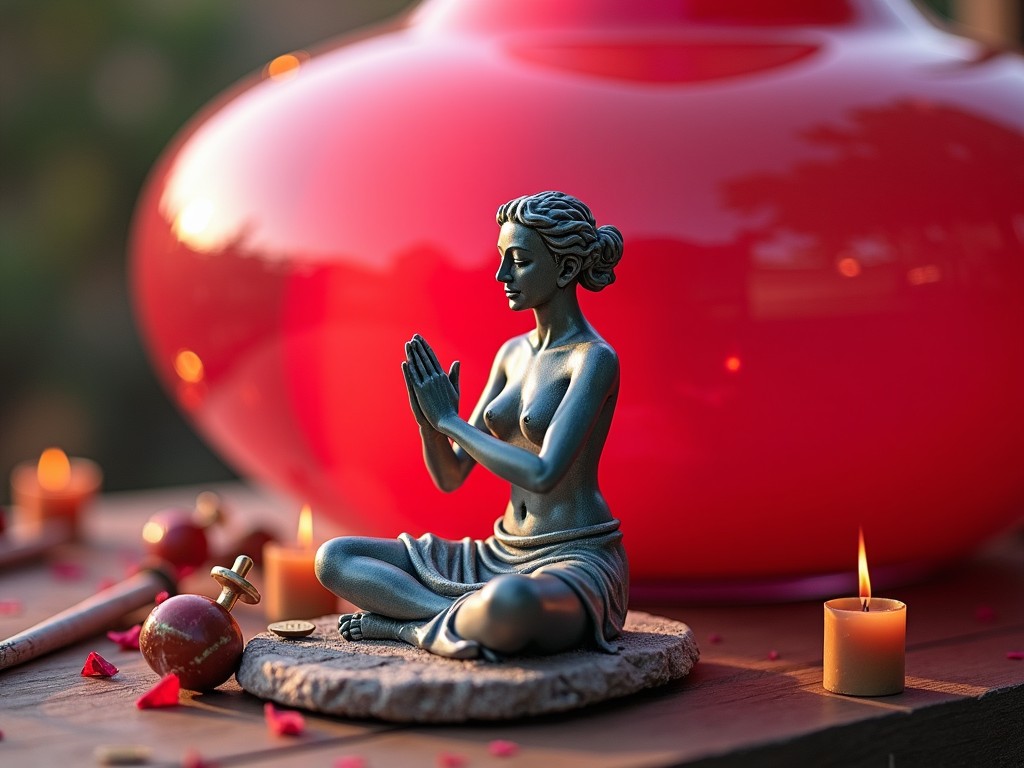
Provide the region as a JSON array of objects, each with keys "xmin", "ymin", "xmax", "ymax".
[
  {"xmin": 338, "ymin": 612, "xmax": 421, "ymax": 644},
  {"xmin": 338, "ymin": 612, "xmax": 368, "ymax": 641}
]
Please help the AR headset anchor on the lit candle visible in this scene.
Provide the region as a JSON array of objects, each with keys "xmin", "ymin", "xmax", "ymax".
[
  {"xmin": 10, "ymin": 448, "xmax": 102, "ymax": 540},
  {"xmin": 262, "ymin": 505, "xmax": 337, "ymax": 622},
  {"xmin": 823, "ymin": 529, "xmax": 906, "ymax": 696}
]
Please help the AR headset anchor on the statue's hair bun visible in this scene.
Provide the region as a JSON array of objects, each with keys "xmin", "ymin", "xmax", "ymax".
[{"xmin": 581, "ymin": 225, "xmax": 623, "ymax": 292}]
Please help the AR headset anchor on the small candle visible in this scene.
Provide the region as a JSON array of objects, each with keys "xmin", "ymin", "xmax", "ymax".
[
  {"xmin": 263, "ymin": 505, "xmax": 337, "ymax": 622},
  {"xmin": 823, "ymin": 529, "xmax": 906, "ymax": 696},
  {"xmin": 11, "ymin": 448, "xmax": 102, "ymax": 540}
]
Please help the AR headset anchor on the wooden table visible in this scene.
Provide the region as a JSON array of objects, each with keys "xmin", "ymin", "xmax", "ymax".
[{"xmin": 2, "ymin": 484, "xmax": 1022, "ymax": 767}]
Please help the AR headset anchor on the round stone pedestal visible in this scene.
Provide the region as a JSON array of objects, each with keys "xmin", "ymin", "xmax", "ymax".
[{"xmin": 237, "ymin": 611, "xmax": 698, "ymax": 722}]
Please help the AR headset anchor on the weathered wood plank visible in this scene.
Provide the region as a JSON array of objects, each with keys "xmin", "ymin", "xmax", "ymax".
[{"xmin": 1, "ymin": 484, "xmax": 1021, "ymax": 767}]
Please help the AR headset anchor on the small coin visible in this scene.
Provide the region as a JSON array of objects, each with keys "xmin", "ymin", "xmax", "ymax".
[{"xmin": 268, "ymin": 620, "xmax": 317, "ymax": 638}]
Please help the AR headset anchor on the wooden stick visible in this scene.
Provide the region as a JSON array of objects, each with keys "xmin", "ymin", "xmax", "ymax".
[{"xmin": 0, "ymin": 563, "xmax": 176, "ymax": 671}]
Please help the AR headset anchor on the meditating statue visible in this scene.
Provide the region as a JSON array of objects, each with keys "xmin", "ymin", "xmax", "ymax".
[{"xmin": 315, "ymin": 191, "xmax": 628, "ymax": 660}]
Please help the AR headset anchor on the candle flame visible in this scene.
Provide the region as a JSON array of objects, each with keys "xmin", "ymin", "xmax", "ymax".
[
  {"xmin": 37, "ymin": 448, "xmax": 72, "ymax": 492},
  {"xmin": 297, "ymin": 504, "xmax": 314, "ymax": 548},
  {"xmin": 858, "ymin": 527, "xmax": 871, "ymax": 610}
]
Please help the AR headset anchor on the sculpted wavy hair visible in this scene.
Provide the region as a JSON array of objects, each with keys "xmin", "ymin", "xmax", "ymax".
[{"xmin": 496, "ymin": 191, "xmax": 623, "ymax": 292}]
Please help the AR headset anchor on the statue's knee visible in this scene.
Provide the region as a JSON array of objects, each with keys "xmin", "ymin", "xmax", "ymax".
[
  {"xmin": 480, "ymin": 574, "xmax": 542, "ymax": 624},
  {"xmin": 315, "ymin": 537, "xmax": 355, "ymax": 589}
]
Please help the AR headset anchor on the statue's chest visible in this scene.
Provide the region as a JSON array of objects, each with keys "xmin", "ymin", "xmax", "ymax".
[{"xmin": 484, "ymin": 354, "xmax": 572, "ymax": 447}]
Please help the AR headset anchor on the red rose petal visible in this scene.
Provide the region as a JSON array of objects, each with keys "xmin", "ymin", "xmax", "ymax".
[
  {"xmin": 489, "ymin": 739, "xmax": 520, "ymax": 757},
  {"xmin": 155, "ymin": 590, "xmax": 170, "ymax": 605},
  {"xmin": 1007, "ymin": 651, "xmax": 1024, "ymax": 660},
  {"xmin": 767, "ymin": 650, "xmax": 781, "ymax": 661},
  {"xmin": 333, "ymin": 757, "xmax": 366, "ymax": 768},
  {"xmin": 264, "ymin": 702, "xmax": 305, "ymax": 736},
  {"xmin": 81, "ymin": 651, "xmax": 119, "ymax": 677},
  {"xmin": 136, "ymin": 673, "xmax": 181, "ymax": 709},
  {"xmin": 122, "ymin": 562, "xmax": 143, "ymax": 578},
  {"xmin": 708, "ymin": 633, "xmax": 723, "ymax": 645},
  {"xmin": 0, "ymin": 600, "xmax": 22, "ymax": 616},
  {"xmin": 107, "ymin": 624, "xmax": 142, "ymax": 651},
  {"xmin": 177, "ymin": 564, "xmax": 197, "ymax": 580},
  {"xmin": 437, "ymin": 753, "xmax": 467, "ymax": 768},
  {"xmin": 183, "ymin": 748, "xmax": 217, "ymax": 768},
  {"xmin": 975, "ymin": 605, "xmax": 998, "ymax": 623},
  {"xmin": 51, "ymin": 561, "xmax": 84, "ymax": 581}
]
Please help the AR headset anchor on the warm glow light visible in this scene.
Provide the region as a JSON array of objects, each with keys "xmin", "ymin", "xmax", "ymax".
[
  {"xmin": 297, "ymin": 504, "xmax": 314, "ymax": 549},
  {"xmin": 907, "ymin": 264, "xmax": 942, "ymax": 286},
  {"xmin": 724, "ymin": 355, "xmax": 742, "ymax": 373},
  {"xmin": 837, "ymin": 257, "xmax": 862, "ymax": 278},
  {"xmin": 37, "ymin": 448, "xmax": 72, "ymax": 492},
  {"xmin": 174, "ymin": 349, "xmax": 205, "ymax": 384},
  {"xmin": 266, "ymin": 53, "xmax": 306, "ymax": 81},
  {"xmin": 173, "ymin": 198, "xmax": 214, "ymax": 245},
  {"xmin": 858, "ymin": 527, "xmax": 871, "ymax": 609},
  {"xmin": 142, "ymin": 520, "xmax": 164, "ymax": 545}
]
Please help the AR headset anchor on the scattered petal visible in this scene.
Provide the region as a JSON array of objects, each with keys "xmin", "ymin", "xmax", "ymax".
[
  {"xmin": 767, "ymin": 650, "xmax": 781, "ymax": 661},
  {"xmin": 437, "ymin": 754, "xmax": 467, "ymax": 768},
  {"xmin": 0, "ymin": 599, "xmax": 23, "ymax": 616},
  {"xmin": 155, "ymin": 591, "xmax": 170, "ymax": 605},
  {"xmin": 81, "ymin": 651, "xmax": 119, "ymax": 677},
  {"xmin": 94, "ymin": 744, "xmax": 152, "ymax": 765},
  {"xmin": 333, "ymin": 757, "xmax": 365, "ymax": 768},
  {"xmin": 708, "ymin": 633, "xmax": 723, "ymax": 645},
  {"xmin": 136, "ymin": 673, "xmax": 181, "ymax": 709},
  {"xmin": 183, "ymin": 748, "xmax": 217, "ymax": 768},
  {"xmin": 1007, "ymin": 651, "xmax": 1024, "ymax": 660},
  {"xmin": 177, "ymin": 564, "xmax": 197, "ymax": 580},
  {"xmin": 264, "ymin": 702, "xmax": 305, "ymax": 736},
  {"xmin": 51, "ymin": 561, "xmax": 85, "ymax": 581},
  {"xmin": 107, "ymin": 625, "xmax": 142, "ymax": 651},
  {"xmin": 489, "ymin": 739, "xmax": 520, "ymax": 757},
  {"xmin": 975, "ymin": 605, "xmax": 998, "ymax": 624},
  {"xmin": 122, "ymin": 562, "xmax": 142, "ymax": 578}
]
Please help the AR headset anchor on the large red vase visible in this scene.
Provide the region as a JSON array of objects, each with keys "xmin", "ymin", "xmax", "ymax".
[{"xmin": 130, "ymin": 0, "xmax": 1024, "ymax": 597}]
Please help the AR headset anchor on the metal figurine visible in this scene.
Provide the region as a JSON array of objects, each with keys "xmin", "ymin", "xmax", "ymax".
[{"xmin": 316, "ymin": 191, "xmax": 627, "ymax": 660}]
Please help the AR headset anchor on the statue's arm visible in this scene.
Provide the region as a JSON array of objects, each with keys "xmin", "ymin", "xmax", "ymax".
[{"xmin": 408, "ymin": 338, "xmax": 618, "ymax": 494}]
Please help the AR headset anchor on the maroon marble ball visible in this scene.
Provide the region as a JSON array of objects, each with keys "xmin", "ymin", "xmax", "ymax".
[{"xmin": 140, "ymin": 594, "xmax": 243, "ymax": 690}]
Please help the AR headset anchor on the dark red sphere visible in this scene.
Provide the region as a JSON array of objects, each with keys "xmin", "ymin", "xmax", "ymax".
[
  {"xmin": 141, "ymin": 509, "xmax": 210, "ymax": 573},
  {"xmin": 140, "ymin": 594, "xmax": 243, "ymax": 691},
  {"xmin": 141, "ymin": 507, "xmax": 208, "ymax": 573},
  {"xmin": 129, "ymin": 0, "xmax": 1024, "ymax": 592}
]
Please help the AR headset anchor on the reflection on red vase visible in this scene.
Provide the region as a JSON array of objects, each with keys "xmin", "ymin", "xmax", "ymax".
[{"xmin": 129, "ymin": 0, "xmax": 1024, "ymax": 596}]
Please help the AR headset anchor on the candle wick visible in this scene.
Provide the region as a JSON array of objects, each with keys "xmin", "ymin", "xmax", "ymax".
[{"xmin": 861, "ymin": 599, "xmax": 870, "ymax": 612}]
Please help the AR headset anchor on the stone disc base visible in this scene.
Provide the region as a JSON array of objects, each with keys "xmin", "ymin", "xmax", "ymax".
[{"xmin": 237, "ymin": 611, "xmax": 699, "ymax": 722}]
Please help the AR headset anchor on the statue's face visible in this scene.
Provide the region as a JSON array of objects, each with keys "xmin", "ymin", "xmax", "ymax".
[{"xmin": 496, "ymin": 222, "xmax": 560, "ymax": 311}]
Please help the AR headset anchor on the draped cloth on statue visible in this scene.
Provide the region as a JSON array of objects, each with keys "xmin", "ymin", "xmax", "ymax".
[{"xmin": 397, "ymin": 518, "xmax": 628, "ymax": 660}]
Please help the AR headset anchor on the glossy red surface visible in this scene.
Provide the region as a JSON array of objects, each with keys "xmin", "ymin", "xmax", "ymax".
[{"xmin": 129, "ymin": 0, "xmax": 1024, "ymax": 591}]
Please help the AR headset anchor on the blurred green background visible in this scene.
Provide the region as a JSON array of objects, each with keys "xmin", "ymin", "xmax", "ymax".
[{"xmin": 0, "ymin": 0, "xmax": 1019, "ymax": 501}]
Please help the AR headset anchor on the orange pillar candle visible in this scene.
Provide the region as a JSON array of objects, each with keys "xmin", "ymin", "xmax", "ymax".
[
  {"xmin": 823, "ymin": 529, "xmax": 906, "ymax": 696},
  {"xmin": 11, "ymin": 448, "xmax": 102, "ymax": 540},
  {"xmin": 263, "ymin": 505, "xmax": 337, "ymax": 622}
]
